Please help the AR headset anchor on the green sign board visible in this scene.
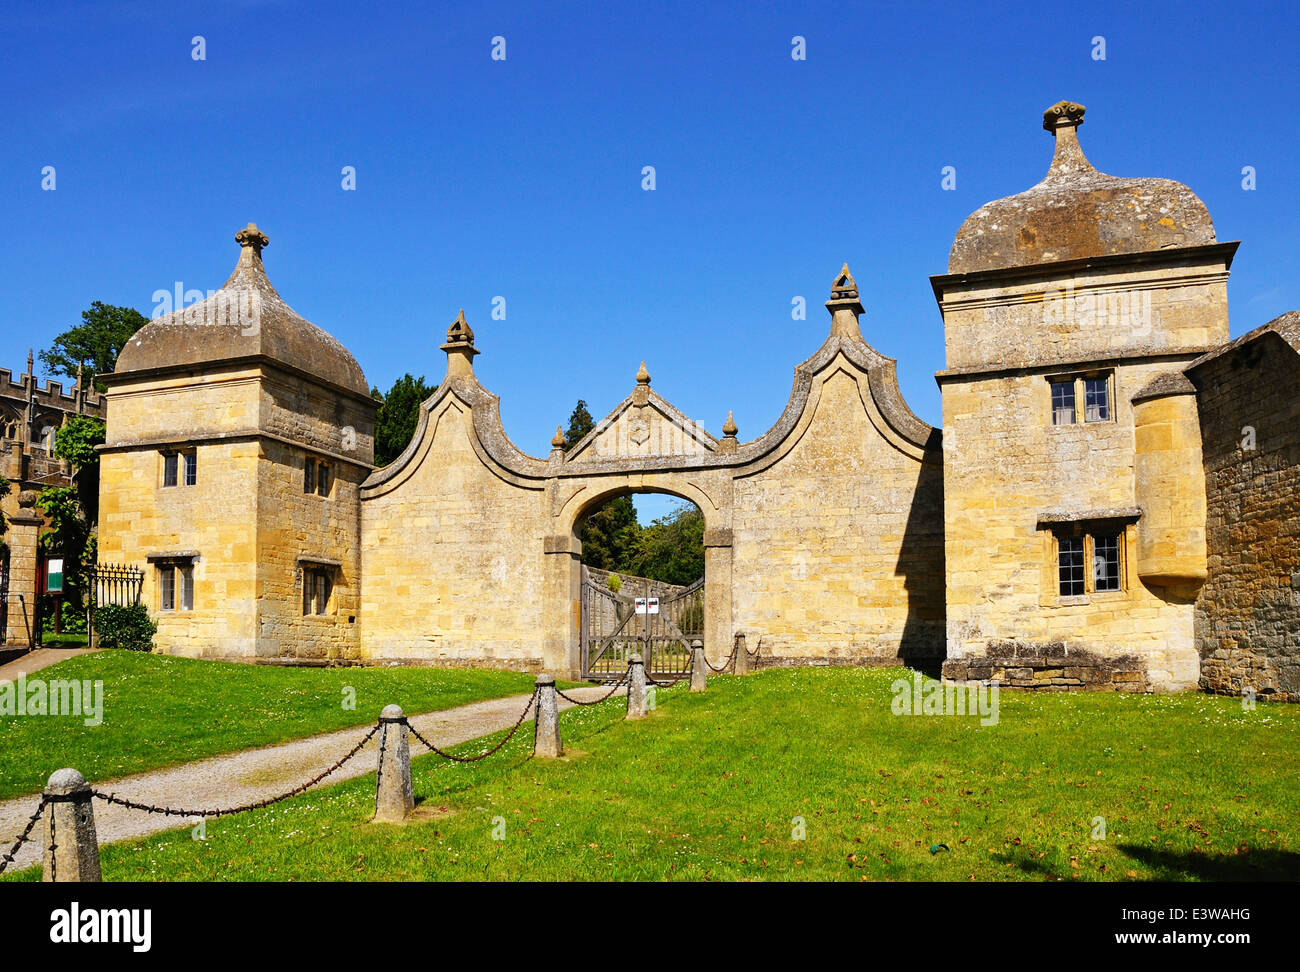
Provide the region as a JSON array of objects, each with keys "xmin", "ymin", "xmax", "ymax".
[{"xmin": 46, "ymin": 558, "xmax": 64, "ymax": 593}]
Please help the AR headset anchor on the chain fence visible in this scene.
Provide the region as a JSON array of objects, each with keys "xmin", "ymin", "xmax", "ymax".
[
  {"xmin": 0, "ymin": 795, "xmax": 48, "ymax": 876},
  {"xmin": 405, "ymin": 687, "xmax": 539, "ymax": 763},
  {"xmin": 92, "ymin": 723, "xmax": 381, "ymax": 819},
  {"xmin": 702, "ymin": 643, "xmax": 739, "ymax": 674},
  {"xmin": 3, "ymin": 657, "xmax": 731, "ymax": 877},
  {"xmin": 556, "ymin": 674, "xmax": 629, "ymax": 706}
]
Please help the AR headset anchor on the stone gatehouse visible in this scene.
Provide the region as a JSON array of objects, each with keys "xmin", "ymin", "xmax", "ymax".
[{"xmin": 97, "ymin": 102, "xmax": 1300, "ymax": 699}]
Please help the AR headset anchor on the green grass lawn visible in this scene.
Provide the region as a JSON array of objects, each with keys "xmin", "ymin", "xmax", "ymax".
[
  {"xmin": 0, "ymin": 651, "xmax": 571, "ymax": 800},
  {"xmin": 7, "ymin": 666, "xmax": 1296, "ymax": 881},
  {"xmin": 37, "ymin": 633, "xmax": 89, "ymax": 648}
]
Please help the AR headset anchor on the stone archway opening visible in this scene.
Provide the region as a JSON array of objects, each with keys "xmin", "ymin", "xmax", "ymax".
[{"xmin": 573, "ymin": 489, "xmax": 706, "ymax": 681}]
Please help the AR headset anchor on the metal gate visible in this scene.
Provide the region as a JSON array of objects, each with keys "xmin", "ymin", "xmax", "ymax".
[
  {"xmin": 580, "ymin": 568, "xmax": 704, "ymax": 681},
  {"xmin": 90, "ymin": 563, "xmax": 145, "ymax": 608}
]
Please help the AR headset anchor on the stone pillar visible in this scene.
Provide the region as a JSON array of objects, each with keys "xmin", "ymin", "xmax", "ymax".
[
  {"xmin": 4, "ymin": 490, "xmax": 42, "ymax": 650},
  {"xmin": 42, "ymin": 769, "xmax": 101, "ymax": 882},
  {"xmin": 5, "ymin": 440, "xmax": 22, "ymax": 480},
  {"xmin": 373, "ymin": 705, "xmax": 413, "ymax": 823},
  {"xmin": 703, "ymin": 528, "xmax": 733, "ymax": 670},
  {"xmin": 734, "ymin": 632, "xmax": 749, "ymax": 675},
  {"xmin": 690, "ymin": 641, "xmax": 707, "ymax": 692},
  {"xmin": 626, "ymin": 654, "xmax": 648, "ymax": 720},
  {"xmin": 542, "ymin": 534, "xmax": 583, "ymax": 679},
  {"xmin": 533, "ymin": 674, "xmax": 563, "ymax": 757}
]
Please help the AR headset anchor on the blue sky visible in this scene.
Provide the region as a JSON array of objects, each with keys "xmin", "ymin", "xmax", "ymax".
[{"xmin": 4, "ymin": 0, "xmax": 1297, "ymax": 521}]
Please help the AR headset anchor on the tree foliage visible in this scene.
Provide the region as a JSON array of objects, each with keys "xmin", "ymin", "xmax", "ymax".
[
  {"xmin": 39, "ymin": 301, "xmax": 149, "ymax": 392},
  {"xmin": 563, "ymin": 400, "xmax": 595, "ymax": 450},
  {"xmin": 0, "ymin": 476, "xmax": 9, "ymax": 539},
  {"xmin": 372, "ymin": 373, "xmax": 437, "ymax": 467},
  {"xmin": 628, "ymin": 503, "xmax": 706, "ymax": 585},
  {"xmin": 53, "ymin": 415, "xmax": 106, "ymax": 469},
  {"xmin": 37, "ymin": 486, "xmax": 95, "ymax": 594}
]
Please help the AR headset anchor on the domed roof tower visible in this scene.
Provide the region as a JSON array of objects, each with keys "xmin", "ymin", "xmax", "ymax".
[
  {"xmin": 99, "ymin": 224, "xmax": 376, "ymax": 663},
  {"xmin": 948, "ymin": 101, "xmax": 1217, "ymax": 274},
  {"xmin": 932, "ymin": 101, "xmax": 1240, "ymax": 695},
  {"xmin": 115, "ymin": 223, "xmax": 368, "ymax": 396}
]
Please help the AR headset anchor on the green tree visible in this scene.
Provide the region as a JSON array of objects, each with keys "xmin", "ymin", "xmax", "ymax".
[
  {"xmin": 563, "ymin": 400, "xmax": 595, "ymax": 450},
  {"xmin": 53, "ymin": 415, "xmax": 106, "ymax": 469},
  {"xmin": 578, "ymin": 494, "xmax": 640, "ymax": 571},
  {"xmin": 37, "ymin": 486, "xmax": 96, "ymax": 635},
  {"xmin": 628, "ymin": 503, "xmax": 705, "ymax": 585},
  {"xmin": 372, "ymin": 373, "xmax": 437, "ymax": 467},
  {"xmin": 39, "ymin": 301, "xmax": 149, "ymax": 392},
  {"xmin": 563, "ymin": 399, "xmax": 641, "ymax": 570}
]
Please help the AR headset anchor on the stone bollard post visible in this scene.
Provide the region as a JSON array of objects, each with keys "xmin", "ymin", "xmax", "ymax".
[
  {"xmin": 42, "ymin": 769, "xmax": 101, "ymax": 882},
  {"xmin": 734, "ymin": 633, "xmax": 749, "ymax": 675},
  {"xmin": 373, "ymin": 705, "xmax": 414, "ymax": 823},
  {"xmin": 690, "ymin": 641, "xmax": 707, "ymax": 692},
  {"xmin": 626, "ymin": 654, "xmax": 648, "ymax": 720},
  {"xmin": 533, "ymin": 674, "xmax": 563, "ymax": 757}
]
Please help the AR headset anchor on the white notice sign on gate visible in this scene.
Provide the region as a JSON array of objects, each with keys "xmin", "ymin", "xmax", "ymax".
[{"xmin": 634, "ymin": 597, "xmax": 660, "ymax": 615}]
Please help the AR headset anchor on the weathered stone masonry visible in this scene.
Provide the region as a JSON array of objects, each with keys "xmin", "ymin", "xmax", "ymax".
[{"xmin": 96, "ymin": 101, "xmax": 1300, "ymax": 698}]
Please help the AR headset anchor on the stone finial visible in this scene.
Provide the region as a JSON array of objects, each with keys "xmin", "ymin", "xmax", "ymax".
[
  {"xmin": 1042, "ymin": 100, "xmax": 1094, "ymax": 179},
  {"xmin": 441, "ymin": 309, "xmax": 479, "ymax": 377},
  {"xmin": 1042, "ymin": 100, "xmax": 1086, "ymax": 132},
  {"xmin": 445, "ymin": 308, "xmax": 475, "ymax": 346},
  {"xmin": 17, "ymin": 489, "xmax": 37, "ymax": 508},
  {"xmin": 26, "ymin": 348, "xmax": 34, "ymax": 377},
  {"xmin": 632, "ymin": 361, "xmax": 652, "ymax": 405},
  {"xmin": 551, "ymin": 426, "xmax": 566, "ymax": 450},
  {"xmin": 830, "ymin": 263, "xmax": 858, "ymax": 301},
  {"xmin": 722, "ymin": 411, "xmax": 738, "ymax": 438},
  {"xmin": 235, "ymin": 222, "xmax": 270, "ymax": 252},
  {"xmin": 825, "ymin": 262, "xmax": 864, "ymax": 338}
]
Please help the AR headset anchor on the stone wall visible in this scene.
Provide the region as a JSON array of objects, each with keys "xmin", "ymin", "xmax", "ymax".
[
  {"xmin": 731, "ymin": 367, "xmax": 945, "ymax": 668},
  {"xmin": 941, "ymin": 642, "xmax": 1150, "ymax": 692},
  {"xmin": 98, "ymin": 437, "xmax": 262, "ymax": 657},
  {"xmin": 359, "ymin": 398, "xmax": 550, "ymax": 669},
  {"xmin": 99, "ymin": 362, "xmax": 374, "ymax": 662},
  {"xmin": 1190, "ymin": 323, "xmax": 1300, "ymax": 701},
  {"xmin": 934, "ymin": 250, "xmax": 1233, "ymax": 692}
]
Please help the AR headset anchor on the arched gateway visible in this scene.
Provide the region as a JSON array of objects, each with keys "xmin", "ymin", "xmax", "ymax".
[
  {"xmin": 100, "ymin": 103, "xmax": 1300, "ymax": 696},
  {"xmin": 358, "ymin": 267, "xmax": 946, "ymax": 679}
]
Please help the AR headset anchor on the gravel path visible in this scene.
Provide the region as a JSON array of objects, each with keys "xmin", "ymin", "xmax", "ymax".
[{"xmin": 0, "ymin": 684, "xmax": 626, "ymax": 874}]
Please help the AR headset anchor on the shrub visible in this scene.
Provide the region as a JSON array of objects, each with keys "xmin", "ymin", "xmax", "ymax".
[
  {"xmin": 606, "ymin": 572, "xmax": 623, "ymax": 593},
  {"xmin": 93, "ymin": 604, "xmax": 157, "ymax": 652},
  {"xmin": 41, "ymin": 600, "xmax": 88, "ymax": 636}
]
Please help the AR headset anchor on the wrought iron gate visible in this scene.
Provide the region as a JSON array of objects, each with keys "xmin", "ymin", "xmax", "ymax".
[{"xmin": 580, "ymin": 568, "xmax": 704, "ymax": 681}]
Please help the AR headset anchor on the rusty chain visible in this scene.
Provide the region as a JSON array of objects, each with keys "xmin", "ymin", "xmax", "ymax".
[
  {"xmin": 702, "ymin": 643, "xmax": 739, "ymax": 674},
  {"xmin": 92, "ymin": 723, "xmax": 381, "ymax": 819},
  {"xmin": 405, "ymin": 687, "xmax": 538, "ymax": 763},
  {"xmin": 644, "ymin": 670, "xmax": 688, "ymax": 687},
  {"xmin": 0, "ymin": 795, "xmax": 48, "ymax": 876},
  {"xmin": 556, "ymin": 674, "xmax": 629, "ymax": 706}
]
